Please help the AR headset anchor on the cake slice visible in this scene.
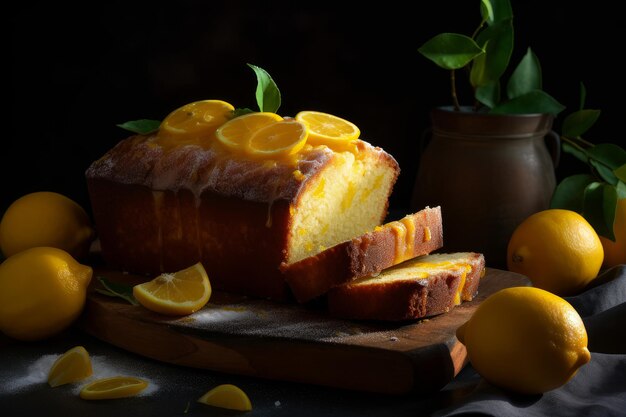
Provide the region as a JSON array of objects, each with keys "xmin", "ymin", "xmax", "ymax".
[
  {"xmin": 327, "ymin": 252, "xmax": 485, "ymax": 321},
  {"xmin": 281, "ymin": 207, "xmax": 443, "ymax": 303}
]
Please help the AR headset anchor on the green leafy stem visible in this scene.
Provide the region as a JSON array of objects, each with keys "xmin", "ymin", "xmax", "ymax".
[{"xmin": 116, "ymin": 64, "xmax": 281, "ymax": 135}]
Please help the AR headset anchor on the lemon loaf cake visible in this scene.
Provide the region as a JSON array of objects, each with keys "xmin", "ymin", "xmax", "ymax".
[
  {"xmin": 281, "ymin": 207, "xmax": 443, "ymax": 303},
  {"xmin": 86, "ymin": 135, "xmax": 399, "ymax": 300},
  {"xmin": 327, "ymin": 252, "xmax": 485, "ymax": 321}
]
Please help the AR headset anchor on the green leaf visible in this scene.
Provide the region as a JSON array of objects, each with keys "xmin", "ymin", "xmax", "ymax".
[
  {"xmin": 418, "ymin": 33, "xmax": 484, "ymax": 70},
  {"xmin": 470, "ymin": 19, "xmax": 514, "ymax": 87},
  {"xmin": 484, "ymin": 0, "xmax": 513, "ymax": 25},
  {"xmin": 490, "ymin": 90, "xmax": 566, "ymax": 115},
  {"xmin": 480, "ymin": 0, "xmax": 494, "ymax": 24},
  {"xmin": 582, "ymin": 182, "xmax": 618, "ymax": 240},
  {"xmin": 562, "ymin": 141, "xmax": 589, "ymax": 164},
  {"xmin": 96, "ymin": 277, "xmax": 139, "ymax": 306},
  {"xmin": 588, "ymin": 144, "xmax": 626, "ymax": 185},
  {"xmin": 550, "ymin": 174, "xmax": 595, "ymax": 212},
  {"xmin": 561, "ymin": 109, "xmax": 601, "ymax": 138},
  {"xmin": 615, "ymin": 165, "xmax": 626, "ymax": 184},
  {"xmin": 231, "ymin": 108, "xmax": 255, "ymax": 118},
  {"xmin": 247, "ymin": 63, "xmax": 281, "ymax": 113},
  {"xmin": 507, "ymin": 48, "xmax": 542, "ymax": 100},
  {"xmin": 117, "ymin": 119, "xmax": 161, "ymax": 135},
  {"xmin": 475, "ymin": 80, "xmax": 501, "ymax": 108},
  {"xmin": 617, "ymin": 180, "xmax": 626, "ymax": 199}
]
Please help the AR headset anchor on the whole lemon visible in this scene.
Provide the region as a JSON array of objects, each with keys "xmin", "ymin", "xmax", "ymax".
[
  {"xmin": 0, "ymin": 247, "xmax": 93, "ymax": 341},
  {"xmin": 456, "ymin": 286, "xmax": 591, "ymax": 394},
  {"xmin": 599, "ymin": 198, "xmax": 626, "ymax": 268},
  {"xmin": 0, "ymin": 191, "xmax": 95, "ymax": 259},
  {"xmin": 507, "ymin": 209, "xmax": 603, "ymax": 295}
]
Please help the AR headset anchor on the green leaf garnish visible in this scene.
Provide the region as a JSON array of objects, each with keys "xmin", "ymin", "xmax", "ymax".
[
  {"xmin": 550, "ymin": 174, "xmax": 595, "ymax": 213},
  {"xmin": 418, "ymin": 33, "xmax": 484, "ymax": 70},
  {"xmin": 507, "ymin": 48, "xmax": 542, "ymax": 100},
  {"xmin": 582, "ymin": 182, "xmax": 618, "ymax": 241},
  {"xmin": 96, "ymin": 277, "xmax": 138, "ymax": 305},
  {"xmin": 231, "ymin": 108, "xmax": 255, "ymax": 118},
  {"xmin": 117, "ymin": 119, "xmax": 161, "ymax": 135},
  {"xmin": 247, "ymin": 63, "xmax": 281, "ymax": 113},
  {"xmin": 490, "ymin": 90, "xmax": 565, "ymax": 115}
]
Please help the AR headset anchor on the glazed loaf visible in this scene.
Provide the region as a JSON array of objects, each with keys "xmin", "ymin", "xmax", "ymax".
[
  {"xmin": 86, "ymin": 135, "xmax": 399, "ymax": 300},
  {"xmin": 327, "ymin": 252, "xmax": 485, "ymax": 321},
  {"xmin": 281, "ymin": 207, "xmax": 443, "ymax": 303}
]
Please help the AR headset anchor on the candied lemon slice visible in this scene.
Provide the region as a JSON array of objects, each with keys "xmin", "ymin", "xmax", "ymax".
[
  {"xmin": 80, "ymin": 376, "xmax": 148, "ymax": 400},
  {"xmin": 47, "ymin": 346, "xmax": 93, "ymax": 387},
  {"xmin": 216, "ymin": 112, "xmax": 283, "ymax": 151},
  {"xmin": 197, "ymin": 384, "xmax": 252, "ymax": 411},
  {"xmin": 295, "ymin": 110, "xmax": 360, "ymax": 151},
  {"xmin": 246, "ymin": 120, "xmax": 308, "ymax": 158},
  {"xmin": 132, "ymin": 262, "xmax": 211, "ymax": 315},
  {"xmin": 160, "ymin": 100, "xmax": 234, "ymax": 139}
]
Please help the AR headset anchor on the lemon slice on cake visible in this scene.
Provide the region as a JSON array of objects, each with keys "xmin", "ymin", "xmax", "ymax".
[
  {"xmin": 197, "ymin": 384, "xmax": 252, "ymax": 411},
  {"xmin": 295, "ymin": 110, "xmax": 360, "ymax": 152},
  {"xmin": 133, "ymin": 262, "xmax": 211, "ymax": 315},
  {"xmin": 216, "ymin": 112, "xmax": 283, "ymax": 151},
  {"xmin": 48, "ymin": 346, "xmax": 93, "ymax": 387},
  {"xmin": 160, "ymin": 100, "xmax": 234, "ymax": 140},
  {"xmin": 80, "ymin": 376, "xmax": 149, "ymax": 400},
  {"xmin": 246, "ymin": 120, "xmax": 308, "ymax": 158}
]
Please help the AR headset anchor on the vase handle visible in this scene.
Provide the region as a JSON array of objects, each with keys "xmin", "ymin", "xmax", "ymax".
[{"xmin": 545, "ymin": 130, "xmax": 561, "ymax": 169}]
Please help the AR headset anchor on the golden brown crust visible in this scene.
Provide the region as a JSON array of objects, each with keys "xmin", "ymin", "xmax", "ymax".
[
  {"xmin": 281, "ymin": 207, "xmax": 444, "ymax": 303},
  {"xmin": 86, "ymin": 135, "xmax": 399, "ymax": 301},
  {"xmin": 326, "ymin": 253, "xmax": 485, "ymax": 321}
]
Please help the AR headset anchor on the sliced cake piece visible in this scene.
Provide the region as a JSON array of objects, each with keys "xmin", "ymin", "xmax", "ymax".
[
  {"xmin": 326, "ymin": 252, "xmax": 485, "ymax": 321},
  {"xmin": 281, "ymin": 206, "xmax": 443, "ymax": 303}
]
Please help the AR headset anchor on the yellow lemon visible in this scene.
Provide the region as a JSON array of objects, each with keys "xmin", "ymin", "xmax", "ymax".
[
  {"xmin": 507, "ymin": 209, "xmax": 604, "ymax": 295},
  {"xmin": 48, "ymin": 346, "xmax": 93, "ymax": 387},
  {"xmin": 0, "ymin": 247, "xmax": 92, "ymax": 341},
  {"xmin": 0, "ymin": 192, "xmax": 95, "ymax": 259},
  {"xmin": 159, "ymin": 99, "xmax": 234, "ymax": 144},
  {"xmin": 599, "ymin": 198, "xmax": 626, "ymax": 268},
  {"xmin": 133, "ymin": 262, "xmax": 211, "ymax": 315},
  {"xmin": 80, "ymin": 376, "xmax": 148, "ymax": 400},
  {"xmin": 456, "ymin": 286, "xmax": 591, "ymax": 394},
  {"xmin": 197, "ymin": 384, "xmax": 252, "ymax": 411},
  {"xmin": 215, "ymin": 112, "xmax": 283, "ymax": 151},
  {"xmin": 246, "ymin": 120, "xmax": 308, "ymax": 159},
  {"xmin": 295, "ymin": 110, "xmax": 360, "ymax": 152}
]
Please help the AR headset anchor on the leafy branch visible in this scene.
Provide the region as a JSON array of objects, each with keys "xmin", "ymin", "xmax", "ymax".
[{"xmin": 550, "ymin": 84, "xmax": 626, "ymax": 240}]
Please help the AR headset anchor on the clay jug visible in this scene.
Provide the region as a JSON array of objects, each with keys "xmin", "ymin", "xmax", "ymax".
[{"xmin": 411, "ymin": 107, "xmax": 560, "ymax": 269}]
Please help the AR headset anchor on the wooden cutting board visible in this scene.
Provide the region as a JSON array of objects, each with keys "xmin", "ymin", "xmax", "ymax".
[{"xmin": 78, "ymin": 268, "xmax": 529, "ymax": 394}]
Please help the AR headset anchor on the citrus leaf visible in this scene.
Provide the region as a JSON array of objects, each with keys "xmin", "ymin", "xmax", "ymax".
[
  {"xmin": 480, "ymin": 0, "xmax": 494, "ymax": 24},
  {"xmin": 490, "ymin": 90, "xmax": 565, "ymax": 115},
  {"xmin": 583, "ymin": 182, "xmax": 617, "ymax": 241},
  {"xmin": 507, "ymin": 48, "xmax": 542, "ymax": 100},
  {"xmin": 231, "ymin": 108, "xmax": 255, "ymax": 118},
  {"xmin": 484, "ymin": 0, "xmax": 513, "ymax": 25},
  {"xmin": 475, "ymin": 80, "xmax": 501, "ymax": 108},
  {"xmin": 247, "ymin": 63, "xmax": 281, "ymax": 113},
  {"xmin": 562, "ymin": 109, "xmax": 601, "ymax": 138},
  {"xmin": 615, "ymin": 165, "xmax": 626, "ymax": 184},
  {"xmin": 117, "ymin": 119, "xmax": 161, "ymax": 135},
  {"xmin": 550, "ymin": 174, "xmax": 595, "ymax": 212},
  {"xmin": 96, "ymin": 277, "xmax": 138, "ymax": 306},
  {"xmin": 617, "ymin": 180, "xmax": 626, "ymax": 199},
  {"xmin": 562, "ymin": 141, "xmax": 589, "ymax": 164},
  {"xmin": 470, "ymin": 18, "xmax": 514, "ymax": 87},
  {"xmin": 418, "ymin": 33, "xmax": 484, "ymax": 70},
  {"xmin": 588, "ymin": 144, "xmax": 626, "ymax": 185}
]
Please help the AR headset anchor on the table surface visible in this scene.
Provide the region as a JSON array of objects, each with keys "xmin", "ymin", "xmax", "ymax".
[{"xmin": 0, "ymin": 325, "xmax": 482, "ymax": 417}]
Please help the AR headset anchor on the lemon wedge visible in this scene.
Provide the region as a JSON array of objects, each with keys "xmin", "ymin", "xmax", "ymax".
[
  {"xmin": 246, "ymin": 120, "xmax": 308, "ymax": 158},
  {"xmin": 47, "ymin": 346, "xmax": 93, "ymax": 387},
  {"xmin": 197, "ymin": 384, "xmax": 252, "ymax": 411},
  {"xmin": 295, "ymin": 110, "xmax": 360, "ymax": 151},
  {"xmin": 132, "ymin": 262, "xmax": 211, "ymax": 315},
  {"xmin": 80, "ymin": 376, "xmax": 149, "ymax": 400},
  {"xmin": 216, "ymin": 112, "xmax": 283, "ymax": 151}
]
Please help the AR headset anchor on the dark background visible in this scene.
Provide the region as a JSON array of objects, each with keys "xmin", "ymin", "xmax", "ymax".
[{"xmin": 7, "ymin": 0, "xmax": 623, "ymax": 215}]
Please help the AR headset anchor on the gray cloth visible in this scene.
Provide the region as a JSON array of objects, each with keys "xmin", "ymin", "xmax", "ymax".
[{"xmin": 435, "ymin": 265, "xmax": 626, "ymax": 417}]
